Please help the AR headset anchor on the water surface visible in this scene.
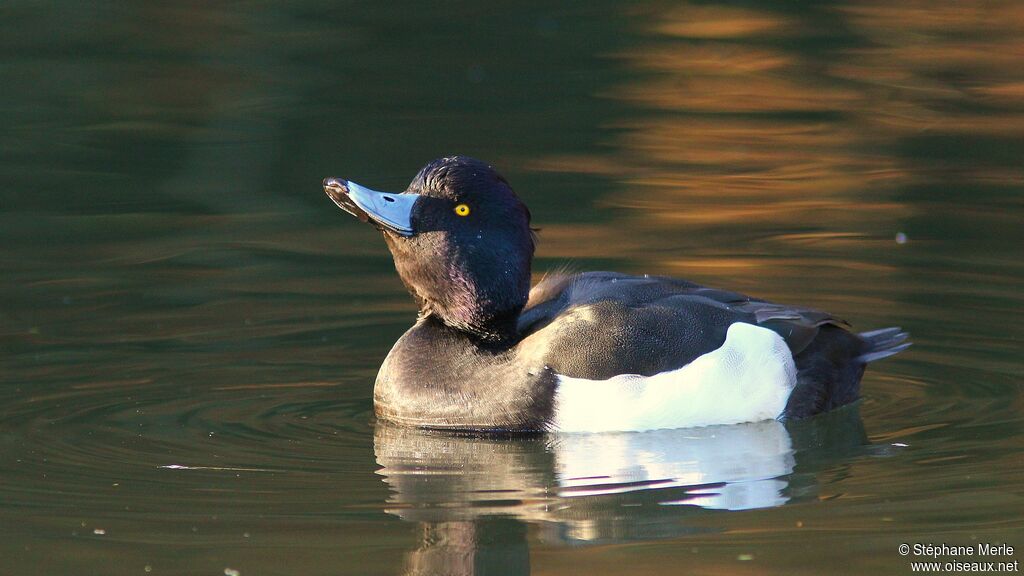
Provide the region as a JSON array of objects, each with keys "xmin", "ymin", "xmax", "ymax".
[{"xmin": 2, "ymin": 2, "xmax": 1022, "ymax": 574}]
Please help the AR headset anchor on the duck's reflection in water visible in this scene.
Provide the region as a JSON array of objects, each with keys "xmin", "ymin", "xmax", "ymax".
[{"xmin": 375, "ymin": 408, "xmax": 867, "ymax": 575}]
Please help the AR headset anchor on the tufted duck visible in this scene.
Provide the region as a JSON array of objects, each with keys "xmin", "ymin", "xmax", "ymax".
[{"xmin": 323, "ymin": 156, "xmax": 909, "ymax": 432}]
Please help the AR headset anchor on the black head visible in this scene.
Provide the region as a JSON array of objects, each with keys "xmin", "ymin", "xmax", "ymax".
[{"xmin": 324, "ymin": 156, "xmax": 534, "ymax": 342}]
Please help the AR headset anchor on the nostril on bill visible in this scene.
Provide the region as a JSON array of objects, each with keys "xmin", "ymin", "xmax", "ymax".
[{"xmin": 383, "ymin": 196, "xmax": 395, "ymax": 203}]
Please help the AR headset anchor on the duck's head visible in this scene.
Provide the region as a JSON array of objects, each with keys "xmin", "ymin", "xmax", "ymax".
[{"xmin": 324, "ymin": 156, "xmax": 534, "ymax": 342}]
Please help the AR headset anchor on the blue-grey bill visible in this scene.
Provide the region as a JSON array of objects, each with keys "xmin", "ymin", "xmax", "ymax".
[{"xmin": 323, "ymin": 178, "xmax": 418, "ymax": 236}]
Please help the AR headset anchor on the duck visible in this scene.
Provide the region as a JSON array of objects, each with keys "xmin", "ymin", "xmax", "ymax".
[{"xmin": 322, "ymin": 156, "xmax": 910, "ymax": 433}]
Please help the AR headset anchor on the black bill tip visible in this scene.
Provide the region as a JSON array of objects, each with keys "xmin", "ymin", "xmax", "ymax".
[{"xmin": 323, "ymin": 177, "xmax": 371, "ymax": 223}]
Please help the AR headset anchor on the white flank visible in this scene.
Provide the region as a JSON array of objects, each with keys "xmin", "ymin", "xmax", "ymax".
[{"xmin": 551, "ymin": 322, "xmax": 797, "ymax": 432}]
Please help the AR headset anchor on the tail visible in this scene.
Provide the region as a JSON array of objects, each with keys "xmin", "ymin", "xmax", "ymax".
[{"xmin": 856, "ymin": 327, "xmax": 911, "ymax": 363}]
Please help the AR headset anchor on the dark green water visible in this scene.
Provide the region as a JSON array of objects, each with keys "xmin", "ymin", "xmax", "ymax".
[{"xmin": 2, "ymin": 2, "xmax": 1022, "ymax": 575}]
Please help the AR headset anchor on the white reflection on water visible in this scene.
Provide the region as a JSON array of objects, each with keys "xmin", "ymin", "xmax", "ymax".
[
  {"xmin": 552, "ymin": 421, "xmax": 794, "ymax": 510},
  {"xmin": 375, "ymin": 418, "xmax": 803, "ymax": 543}
]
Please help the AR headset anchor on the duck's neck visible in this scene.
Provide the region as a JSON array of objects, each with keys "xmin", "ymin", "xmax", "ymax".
[
  {"xmin": 406, "ymin": 260, "xmax": 530, "ymax": 348},
  {"xmin": 383, "ymin": 220, "xmax": 534, "ymax": 348},
  {"xmin": 422, "ymin": 305, "xmax": 522, "ymax": 349}
]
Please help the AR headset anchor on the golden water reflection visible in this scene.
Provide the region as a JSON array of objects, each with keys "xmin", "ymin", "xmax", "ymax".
[{"xmin": 530, "ymin": 0, "xmax": 1024, "ymax": 247}]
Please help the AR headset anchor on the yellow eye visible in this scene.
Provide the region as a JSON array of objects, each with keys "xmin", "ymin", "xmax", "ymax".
[{"xmin": 454, "ymin": 203, "xmax": 471, "ymax": 217}]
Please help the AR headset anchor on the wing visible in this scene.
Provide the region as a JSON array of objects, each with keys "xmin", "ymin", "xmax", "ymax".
[{"xmin": 516, "ymin": 271, "xmax": 849, "ymax": 380}]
